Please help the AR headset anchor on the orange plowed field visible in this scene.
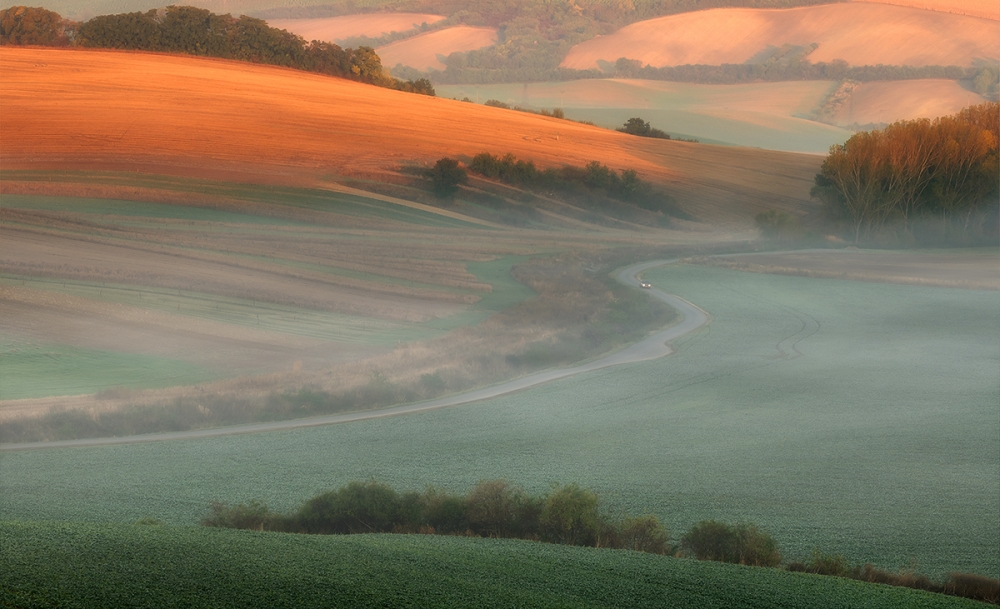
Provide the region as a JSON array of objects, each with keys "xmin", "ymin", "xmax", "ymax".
[
  {"xmin": 561, "ymin": 3, "xmax": 998, "ymax": 69},
  {"xmin": 267, "ymin": 13, "xmax": 445, "ymax": 42},
  {"xmin": 850, "ymin": 0, "xmax": 999, "ymax": 20},
  {"xmin": 377, "ymin": 26, "xmax": 497, "ymax": 71},
  {"xmin": 0, "ymin": 47, "xmax": 822, "ymax": 223}
]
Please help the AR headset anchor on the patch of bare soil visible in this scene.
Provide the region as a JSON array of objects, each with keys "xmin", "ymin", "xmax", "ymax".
[{"xmin": 689, "ymin": 249, "xmax": 1000, "ymax": 290}]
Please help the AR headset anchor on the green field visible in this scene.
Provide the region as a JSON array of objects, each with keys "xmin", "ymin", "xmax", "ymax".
[
  {"xmin": 437, "ymin": 80, "xmax": 854, "ymax": 154},
  {"xmin": 0, "ymin": 339, "xmax": 215, "ymax": 400},
  {"xmin": 0, "ymin": 521, "xmax": 985, "ymax": 608},
  {"xmin": 2, "ymin": 265, "xmax": 997, "ymax": 578}
]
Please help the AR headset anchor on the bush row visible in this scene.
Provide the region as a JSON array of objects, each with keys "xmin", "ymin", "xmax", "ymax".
[
  {"xmin": 466, "ymin": 152, "xmax": 688, "ymax": 220},
  {"xmin": 204, "ymin": 479, "xmax": 999, "ymax": 604}
]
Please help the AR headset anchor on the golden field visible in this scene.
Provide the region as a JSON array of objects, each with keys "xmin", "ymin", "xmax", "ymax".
[
  {"xmin": 0, "ymin": 47, "xmax": 822, "ymax": 223},
  {"xmin": 561, "ymin": 3, "xmax": 998, "ymax": 70}
]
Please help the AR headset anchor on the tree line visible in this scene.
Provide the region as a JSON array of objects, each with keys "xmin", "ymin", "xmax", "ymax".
[
  {"xmin": 0, "ymin": 5, "xmax": 435, "ymax": 95},
  {"xmin": 811, "ymin": 102, "xmax": 999, "ymax": 244},
  {"xmin": 467, "ymin": 152, "xmax": 686, "ymax": 219},
  {"xmin": 202, "ymin": 478, "xmax": 999, "ymax": 603}
]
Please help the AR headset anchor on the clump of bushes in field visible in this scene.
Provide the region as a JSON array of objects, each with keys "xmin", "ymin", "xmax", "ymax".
[
  {"xmin": 204, "ymin": 479, "xmax": 675, "ymax": 554},
  {"xmin": 788, "ymin": 549, "xmax": 1000, "ymax": 604},
  {"xmin": 204, "ymin": 479, "xmax": 1000, "ymax": 604},
  {"xmin": 460, "ymin": 152, "xmax": 689, "ymax": 224}
]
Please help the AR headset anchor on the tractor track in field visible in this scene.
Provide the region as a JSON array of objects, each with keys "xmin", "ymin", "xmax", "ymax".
[{"xmin": 0, "ymin": 258, "xmax": 712, "ymax": 451}]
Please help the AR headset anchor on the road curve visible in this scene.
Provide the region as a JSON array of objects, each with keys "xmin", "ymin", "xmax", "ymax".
[{"xmin": 0, "ymin": 260, "xmax": 707, "ymax": 451}]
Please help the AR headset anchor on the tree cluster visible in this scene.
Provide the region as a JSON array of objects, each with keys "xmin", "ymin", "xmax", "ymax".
[
  {"xmin": 811, "ymin": 102, "xmax": 999, "ymax": 243},
  {"xmin": 204, "ymin": 479, "xmax": 674, "ymax": 554},
  {"xmin": 0, "ymin": 5, "xmax": 434, "ymax": 95},
  {"xmin": 466, "ymin": 152, "xmax": 684, "ymax": 219},
  {"xmin": 0, "ymin": 6, "xmax": 73, "ymax": 46},
  {"xmin": 618, "ymin": 117, "xmax": 670, "ymax": 139}
]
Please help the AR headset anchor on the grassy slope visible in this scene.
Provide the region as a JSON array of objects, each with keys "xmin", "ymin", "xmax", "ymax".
[
  {"xmin": 0, "ymin": 47, "xmax": 822, "ymax": 224},
  {"xmin": 0, "ymin": 521, "xmax": 985, "ymax": 608},
  {"xmin": 3, "ymin": 265, "xmax": 996, "ymax": 577}
]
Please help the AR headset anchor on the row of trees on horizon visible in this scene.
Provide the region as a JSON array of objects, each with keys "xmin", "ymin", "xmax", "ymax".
[
  {"xmin": 812, "ymin": 102, "xmax": 999, "ymax": 244},
  {"xmin": 0, "ymin": 5, "xmax": 436, "ymax": 95}
]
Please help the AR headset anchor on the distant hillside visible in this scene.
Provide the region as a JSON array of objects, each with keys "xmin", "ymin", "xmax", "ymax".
[
  {"xmin": 0, "ymin": 47, "xmax": 823, "ymax": 224},
  {"xmin": 561, "ymin": 3, "xmax": 999, "ymax": 70},
  {"xmin": 377, "ymin": 25, "xmax": 496, "ymax": 71}
]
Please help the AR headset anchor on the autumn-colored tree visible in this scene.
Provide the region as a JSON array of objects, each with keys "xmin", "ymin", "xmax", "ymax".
[
  {"xmin": 0, "ymin": 6, "xmax": 74, "ymax": 46},
  {"xmin": 812, "ymin": 102, "xmax": 999, "ymax": 243}
]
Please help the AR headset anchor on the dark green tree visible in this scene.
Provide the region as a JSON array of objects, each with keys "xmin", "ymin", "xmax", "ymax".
[{"xmin": 427, "ymin": 157, "xmax": 467, "ymax": 198}]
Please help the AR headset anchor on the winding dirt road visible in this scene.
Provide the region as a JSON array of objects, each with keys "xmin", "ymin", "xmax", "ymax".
[{"xmin": 0, "ymin": 260, "xmax": 706, "ymax": 451}]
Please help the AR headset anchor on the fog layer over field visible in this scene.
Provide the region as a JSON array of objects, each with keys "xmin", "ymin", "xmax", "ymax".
[{"xmin": 3, "ymin": 264, "xmax": 997, "ymax": 578}]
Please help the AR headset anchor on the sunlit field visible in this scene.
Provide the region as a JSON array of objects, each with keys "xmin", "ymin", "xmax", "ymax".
[{"xmin": 3, "ymin": 265, "xmax": 996, "ymax": 578}]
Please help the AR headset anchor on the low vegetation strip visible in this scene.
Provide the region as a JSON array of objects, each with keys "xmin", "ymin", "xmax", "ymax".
[
  {"xmin": 0, "ymin": 520, "xmax": 989, "ymax": 608},
  {"xmin": 200, "ymin": 479, "xmax": 998, "ymax": 603}
]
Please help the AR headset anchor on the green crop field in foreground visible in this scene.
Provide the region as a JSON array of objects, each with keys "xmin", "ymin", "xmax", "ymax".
[
  {"xmin": 1, "ymin": 266, "xmax": 997, "ymax": 578},
  {"xmin": 0, "ymin": 521, "xmax": 984, "ymax": 609}
]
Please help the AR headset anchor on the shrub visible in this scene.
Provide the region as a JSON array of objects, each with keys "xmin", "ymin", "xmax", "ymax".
[
  {"xmin": 681, "ymin": 520, "xmax": 781, "ymax": 567},
  {"xmin": 540, "ymin": 483, "xmax": 602, "ymax": 546},
  {"xmin": 421, "ymin": 488, "xmax": 468, "ymax": 535},
  {"xmin": 465, "ymin": 479, "xmax": 523, "ymax": 538},
  {"xmin": 617, "ymin": 117, "xmax": 670, "ymax": 140},
  {"xmin": 294, "ymin": 480, "xmax": 408, "ymax": 534},
  {"xmin": 426, "ymin": 158, "xmax": 467, "ymax": 198},
  {"xmin": 943, "ymin": 572, "xmax": 1000, "ymax": 603},
  {"xmin": 616, "ymin": 514, "xmax": 671, "ymax": 554},
  {"xmin": 754, "ymin": 209, "xmax": 797, "ymax": 240}
]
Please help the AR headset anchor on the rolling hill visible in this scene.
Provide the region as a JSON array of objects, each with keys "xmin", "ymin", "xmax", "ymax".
[
  {"xmin": 561, "ymin": 3, "xmax": 999, "ymax": 70},
  {"xmin": 0, "ymin": 47, "xmax": 823, "ymax": 224},
  {"xmin": 377, "ymin": 26, "xmax": 497, "ymax": 72}
]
